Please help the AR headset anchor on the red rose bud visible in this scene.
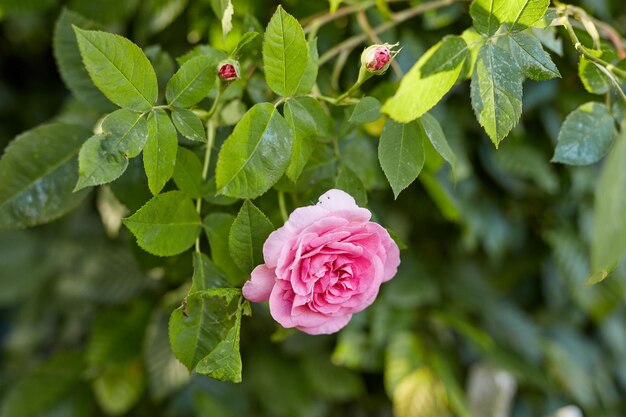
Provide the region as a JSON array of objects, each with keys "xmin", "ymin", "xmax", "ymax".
[
  {"xmin": 360, "ymin": 43, "xmax": 400, "ymax": 75},
  {"xmin": 217, "ymin": 60, "xmax": 240, "ymax": 81}
]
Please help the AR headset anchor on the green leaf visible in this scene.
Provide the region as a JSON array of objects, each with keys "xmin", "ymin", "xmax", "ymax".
[
  {"xmin": 284, "ymin": 96, "xmax": 330, "ymax": 182},
  {"xmin": 231, "ymin": 31, "xmax": 259, "ymax": 57},
  {"xmin": 470, "ymin": 42, "xmax": 523, "ymax": 147},
  {"xmin": 460, "ymin": 28, "xmax": 486, "ymax": 79},
  {"xmin": 173, "ymin": 147, "xmax": 206, "ymax": 198},
  {"xmin": 203, "ymin": 213, "xmax": 246, "ymax": 285},
  {"xmin": 75, "ymin": 110, "xmax": 148, "ymax": 191},
  {"xmin": 169, "ymin": 254, "xmax": 237, "ymax": 370},
  {"xmin": 262, "ymin": 5, "xmax": 309, "ymax": 96},
  {"xmin": 349, "ymin": 97, "xmax": 382, "ymax": 124},
  {"xmin": 509, "ymin": 32, "xmax": 560, "ymax": 80},
  {"xmin": 336, "ymin": 164, "xmax": 368, "ymax": 206},
  {"xmin": 53, "ymin": 8, "xmax": 112, "ymax": 110},
  {"xmin": 229, "ymin": 200, "xmax": 275, "ymax": 274},
  {"xmin": 592, "ymin": 128, "xmax": 626, "ymax": 274},
  {"xmin": 0, "ymin": 351, "xmax": 84, "ymax": 417},
  {"xmin": 166, "ymin": 55, "xmax": 217, "ymax": 108},
  {"xmin": 579, "ymin": 50, "xmax": 614, "ymax": 94},
  {"xmin": 92, "ymin": 360, "xmax": 144, "ymax": 416},
  {"xmin": 0, "ymin": 123, "xmax": 91, "ymax": 229},
  {"xmin": 73, "ymin": 27, "xmax": 158, "ymax": 112},
  {"xmin": 419, "ymin": 113, "xmax": 457, "ymax": 176},
  {"xmin": 195, "ymin": 310, "xmax": 243, "ymax": 382},
  {"xmin": 215, "ymin": 103, "xmax": 292, "ymax": 198},
  {"xmin": 552, "ymin": 102, "xmax": 616, "ymax": 165},
  {"xmin": 75, "ymin": 134, "xmax": 128, "ymax": 191},
  {"xmin": 296, "ymin": 37, "xmax": 319, "ymax": 95},
  {"xmin": 378, "ymin": 119, "xmax": 426, "ymax": 198},
  {"xmin": 383, "ymin": 36, "xmax": 468, "ymax": 123},
  {"xmin": 123, "ymin": 190, "xmax": 200, "ymax": 256},
  {"xmin": 144, "ymin": 109, "xmax": 178, "ymax": 195},
  {"xmin": 470, "ymin": 0, "xmax": 550, "ymax": 36},
  {"xmin": 102, "ymin": 108, "xmax": 149, "ymax": 158},
  {"xmin": 190, "ymin": 253, "xmax": 231, "ymax": 292},
  {"xmin": 171, "ymin": 107, "xmax": 206, "ymax": 142}
]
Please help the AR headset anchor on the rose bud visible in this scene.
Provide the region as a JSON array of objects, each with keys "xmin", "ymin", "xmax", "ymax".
[
  {"xmin": 217, "ymin": 59, "xmax": 240, "ymax": 81},
  {"xmin": 242, "ymin": 189, "xmax": 400, "ymax": 335},
  {"xmin": 360, "ymin": 43, "xmax": 400, "ymax": 75}
]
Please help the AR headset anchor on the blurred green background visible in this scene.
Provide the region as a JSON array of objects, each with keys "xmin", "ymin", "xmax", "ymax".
[{"xmin": 1, "ymin": 0, "xmax": 626, "ymax": 416}]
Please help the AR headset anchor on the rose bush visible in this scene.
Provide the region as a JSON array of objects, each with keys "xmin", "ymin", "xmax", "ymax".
[{"xmin": 243, "ymin": 189, "xmax": 400, "ymax": 334}]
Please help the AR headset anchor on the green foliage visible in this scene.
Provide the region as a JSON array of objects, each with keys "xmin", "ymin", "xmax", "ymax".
[
  {"xmin": 123, "ymin": 191, "xmax": 201, "ymax": 256},
  {"xmin": 0, "ymin": 123, "xmax": 91, "ymax": 228},
  {"xmin": 166, "ymin": 55, "xmax": 217, "ymax": 108},
  {"xmin": 552, "ymin": 102, "xmax": 617, "ymax": 165},
  {"xmin": 509, "ymin": 32, "xmax": 560, "ymax": 80},
  {"xmin": 471, "ymin": 41, "xmax": 523, "ymax": 147},
  {"xmin": 75, "ymin": 134, "xmax": 128, "ymax": 191},
  {"xmin": 73, "ymin": 27, "xmax": 158, "ymax": 111},
  {"xmin": 215, "ymin": 103, "xmax": 292, "ymax": 198},
  {"xmin": 378, "ymin": 120, "xmax": 426, "ymax": 198},
  {"xmin": 283, "ymin": 96, "xmax": 330, "ymax": 181},
  {"xmin": 169, "ymin": 254, "xmax": 245, "ymax": 381},
  {"xmin": 349, "ymin": 96, "xmax": 382, "ymax": 124},
  {"xmin": 383, "ymin": 36, "xmax": 468, "ymax": 122},
  {"xmin": 419, "ymin": 113, "xmax": 457, "ymax": 176},
  {"xmin": 470, "ymin": 0, "xmax": 549, "ymax": 35},
  {"xmin": 203, "ymin": 213, "xmax": 246, "ymax": 285},
  {"xmin": 229, "ymin": 200, "xmax": 274, "ymax": 274},
  {"xmin": 144, "ymin": 109, "xmax": 178, "ymax": 195},
  {"xmin": 3, "ymin": 0, "xmax": 626, "ymax": 416},
  {"xmin": 262, "ymin": 6, "xmax": 308, "ymax": 96},
  {"xmin": 53, "ymin": 9, "xmax": 112, "ymax": 109},
  {"xmin": 171, "ymin": 107, "xmax": 206, "ymax": 142},
  {"xmin": 173, "ymin": 147, "xmax": 206, "ymax": 198}
]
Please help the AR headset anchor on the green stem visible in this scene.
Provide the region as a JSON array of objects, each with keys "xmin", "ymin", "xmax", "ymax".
[
  {"xmin": 194, "ymin": 113, "xmax": 218, "ymax": 253},
  {"xmin": 334, "ymin": 80, "xmax": 364, "ymax": 104},
  {"xmin": 562, "ymin": 16, "xmax": 626, "ymax": 81},
  {"xmin": 278, "ymin": 191, "xmax": 288, "ymax": 222}
]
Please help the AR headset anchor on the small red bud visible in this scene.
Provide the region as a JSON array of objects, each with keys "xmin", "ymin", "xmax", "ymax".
[
  {"xmin": 217, "ymin": 60, "xmax": 240, "ymax": 81},
  {"xmin": 360, "ymin": 43, "xmax": 400, "ymax": 75},
  {"xmin": 367, "ymin": 47, "xmax": 390, "ymax": 71}
]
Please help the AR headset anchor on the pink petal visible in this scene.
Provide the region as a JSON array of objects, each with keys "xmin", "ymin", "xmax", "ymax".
[
  {"xmin": 269, "ymin": 287, "xmax": 295, "ymax": 328},
  {"xmin": 368, "ymin": 223, "xmax": 401, "ymax": 282},
  {"xmin": 317, "ymin": 189, "xmax": 358, "ymax": 211},
  {"xmin": 263, "ymin": 205, "xmax": 328, "ymax": 268},
  {"xmin": 242, "ymin": 265, "xmax": 275, "ymax": 302},
  {"xmin": 298, "ymin": 314, "xmax": 352, "ymax": 335}
]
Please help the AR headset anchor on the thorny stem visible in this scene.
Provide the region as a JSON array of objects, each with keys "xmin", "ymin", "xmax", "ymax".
[{"xmin": 319, "ymin": 0, "xmax": 468, "ymax": 65}]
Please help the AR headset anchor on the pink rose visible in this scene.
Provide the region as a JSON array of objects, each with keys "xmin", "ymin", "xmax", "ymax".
[{"xmin": 242, "ymin": 189, "xmax": 400, "ymax": 335}]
